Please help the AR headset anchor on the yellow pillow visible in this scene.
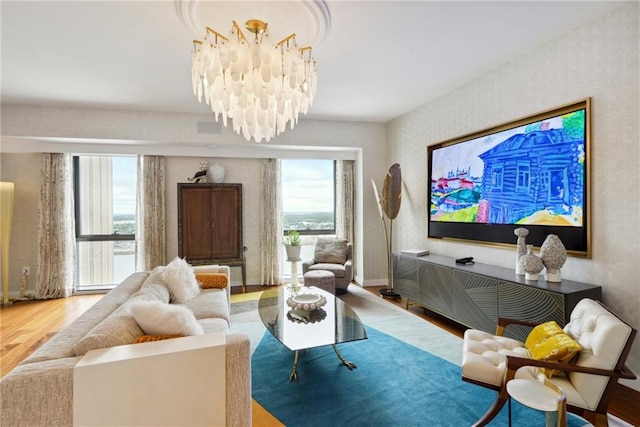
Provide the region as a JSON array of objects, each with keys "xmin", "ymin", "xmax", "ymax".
[
  {"xmin": 529, "ymin": 333, "xmax": 582, "ymax": 363},
  {"xmin": 195, "ymin": 273, "xmax": 228, "ymax": 289},
  {"xmin": 525, "ymin": 320, "xmax": 582, "ymax": 377},
  {"xmin": 525, "ymin": 320, "xmax": 564, "ymax": 349},
  {"xmin": 134, "ymin": 334, "xmax": 183, "ymax": 343}
]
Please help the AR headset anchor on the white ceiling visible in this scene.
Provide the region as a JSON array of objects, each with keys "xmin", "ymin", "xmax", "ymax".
[{"xmin": 1, "ymin": 1, "xmax": 624, "ymax": 125}]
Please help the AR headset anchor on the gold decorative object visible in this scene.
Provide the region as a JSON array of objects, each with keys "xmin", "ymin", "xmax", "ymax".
[{"xmin": 372, "ymin": 164, "xmax": 402, "ymax": 297}]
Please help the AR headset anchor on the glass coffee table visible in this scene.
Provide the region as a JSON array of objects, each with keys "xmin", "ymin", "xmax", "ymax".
[{"xmin": 258, "ymin": 285, "xmax": 367, "ymax": 382}]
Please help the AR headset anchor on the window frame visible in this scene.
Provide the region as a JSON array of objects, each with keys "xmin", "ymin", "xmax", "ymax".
[{"xmin": 73, "ymin": 155, "xmax": 136, "ymax": 243}]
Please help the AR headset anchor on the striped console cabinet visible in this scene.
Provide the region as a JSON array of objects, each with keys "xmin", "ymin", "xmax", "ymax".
[{"xmin": 393, "ymin": 253, "xmax": 602, "ymax": 341}]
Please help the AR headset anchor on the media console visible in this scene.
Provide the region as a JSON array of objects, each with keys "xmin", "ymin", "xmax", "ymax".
[{"xmin": 393, "ymin": 253, "xmax": 602, "ymax": 341}]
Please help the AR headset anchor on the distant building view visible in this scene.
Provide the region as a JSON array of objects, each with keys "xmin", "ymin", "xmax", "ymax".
[{"xmin": 283, "ymin": 211, "xmax": 334, "ymax": 231}]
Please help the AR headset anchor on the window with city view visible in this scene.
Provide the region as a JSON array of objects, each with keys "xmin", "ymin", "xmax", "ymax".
[
  {"xmin": 282, "ymin": 159, "xmax": 335, "ymax": 233},
  {"xmin": 281, "ymin": 159, "xmax": 336, "ymax": 276},
  {"xmin": 73, "ymin": 156, "xmax": 137, "ymax": 290}
]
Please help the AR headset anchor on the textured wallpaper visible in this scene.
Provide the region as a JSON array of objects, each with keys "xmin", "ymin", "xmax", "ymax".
[{"xmin": 387, "ymin": 3, "xmax": 639, "ymax": 389}]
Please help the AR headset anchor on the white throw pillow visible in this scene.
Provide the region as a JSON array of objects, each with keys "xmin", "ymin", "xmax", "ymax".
[
  {"xmin": 161, "ymin": 257, "xmax": 201, "ymax": 303},
  {"xmin": 129, "ymin": 300, "xmax": 204, "ymax": 336}
]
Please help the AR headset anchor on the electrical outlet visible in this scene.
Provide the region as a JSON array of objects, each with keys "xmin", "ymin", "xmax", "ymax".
[{"xmin": 22, "ymin": 267, "xmax": 30, "ymax": 275}]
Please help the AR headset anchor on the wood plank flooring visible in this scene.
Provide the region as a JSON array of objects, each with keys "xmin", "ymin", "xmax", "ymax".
[{"xmin": 1, "ymin": 286, "xmax": 638, "ymax": 426}]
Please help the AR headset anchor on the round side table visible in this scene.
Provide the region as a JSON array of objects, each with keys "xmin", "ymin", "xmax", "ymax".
[{"xmin": 506, "ymin": 377, "xmax": 567, "ymax": 427}]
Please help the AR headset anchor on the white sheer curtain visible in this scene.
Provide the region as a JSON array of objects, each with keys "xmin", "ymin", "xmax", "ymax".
[
  {"xmin": 136, "ymin": 155, "xmax": 166, "ymax": 271},
  {"xmin": 260, "ymin": 158, "xmax": 283, "ymax": 285},
  {"xmin": 36, "ymin": 153, "xmax": 76, "ymax": 299}
]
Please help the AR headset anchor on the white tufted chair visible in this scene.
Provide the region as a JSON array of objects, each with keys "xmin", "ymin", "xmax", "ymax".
[{"xmin": 462, "ymin": 298, "xmax": 636, "ymax": 427}]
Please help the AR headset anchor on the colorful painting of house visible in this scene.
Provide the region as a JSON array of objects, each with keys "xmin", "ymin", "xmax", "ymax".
[
  {"xmin": 430, "ymin": 110, "xmax": 586, "ymax": 226},
  {"xmin": 477, "ymin": 127, "xmax": 585, "ymax": 225}
]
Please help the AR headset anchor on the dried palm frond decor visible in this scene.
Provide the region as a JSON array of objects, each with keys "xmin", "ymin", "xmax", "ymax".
[{"xmin": 371, "ymin": 163, "xmax": 402, "ymax": 298}]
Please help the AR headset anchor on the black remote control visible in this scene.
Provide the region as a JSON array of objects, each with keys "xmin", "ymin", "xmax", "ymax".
[{"xmin": 455, "ymin": 257, "xmax": 474, "ymax": 265}]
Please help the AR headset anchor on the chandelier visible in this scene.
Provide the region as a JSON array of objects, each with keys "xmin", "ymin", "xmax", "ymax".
[{"xmin": 192, "ymin": 19, "xmax": 317, "ymax": 143}]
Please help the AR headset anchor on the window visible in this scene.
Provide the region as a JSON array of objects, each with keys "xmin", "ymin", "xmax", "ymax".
[
  {"xmin": 490, "ymin": 163, "xmax": 504, "ymax": 192},
  {"xmin": 73, "ymin": 156, "xmax": 137, "ymax": 291},
  {"xmin": 281, "ymin": 159, "xmax": 336, "ymax": 277},
  {"xmin": 281, "ymin": 159, "xmax": 336, "ymax": 234},
  {"xmin": 516, "ymin": 161, "xmax": 531, "ymax": 192}
]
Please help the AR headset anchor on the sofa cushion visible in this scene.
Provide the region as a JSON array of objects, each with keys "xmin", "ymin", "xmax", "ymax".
[
  {"xmin": 130, "ymin": 300, "xmax": 204, "ymax": 336},
  {"xmin": 181, "ymin": 288, "xmax": 230, "ymax": 322},
  {"xmin": 160, "ymin": 257, "xmax": 201, "ymax": 303},
  {"xmin": 73, "ymin": 303, "xmax": 144, "ymax": 356},
  {"xmin": 198, "ymin": 317, "xmax": 231, "ymax": 334},
  {"xmin": 138, "ymin": 281, "xmax": 171, "ymax": 303},
  {"xmin": 313, "ymin": 238, "xmax": 348, "ymax": 264}
]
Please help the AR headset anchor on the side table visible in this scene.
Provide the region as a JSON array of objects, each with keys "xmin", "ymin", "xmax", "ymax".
[{"xmin": 507, "ymin": 377, "xmax": 567, "ymax": 427}]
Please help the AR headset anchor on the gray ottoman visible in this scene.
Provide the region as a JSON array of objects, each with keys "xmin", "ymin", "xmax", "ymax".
[{"xmin": 303, "ymin": 270, "xmax": 336, "ymax": 295}]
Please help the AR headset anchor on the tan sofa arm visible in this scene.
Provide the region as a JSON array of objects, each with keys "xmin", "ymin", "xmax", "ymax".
[
  {"xmin": 0, "ymin": 357, "xmax": 80, "ymax": 426},
  {"xmin": 225, "ymin": 333, "xmax": 252, "ymax": 427}
]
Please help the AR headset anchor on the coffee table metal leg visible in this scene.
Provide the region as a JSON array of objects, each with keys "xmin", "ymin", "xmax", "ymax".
[
  {"xmin": 289, "ymin": 350, "xmax": 300, "ymax": 382},
  {"xmin": 332, "ymin": 344, "xmax": 356, "ymax": 370}
]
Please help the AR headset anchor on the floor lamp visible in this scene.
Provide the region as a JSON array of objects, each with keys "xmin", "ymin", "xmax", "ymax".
[{"xmin": 1, "ymin": 182, "xmax": 15, "ymax": 306}]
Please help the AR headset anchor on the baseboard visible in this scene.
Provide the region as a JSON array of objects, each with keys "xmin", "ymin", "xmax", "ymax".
[{"xmin": 361, "ymin": 279, "xmax": 389, "ymax": 287}]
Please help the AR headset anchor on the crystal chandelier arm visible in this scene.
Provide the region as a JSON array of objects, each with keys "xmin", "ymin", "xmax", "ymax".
[
  {"xmin": 205, "ymin": 27, "xmax": 229, "ymax": 43},
  {"xmin": 277, "ymin": 33, "xmax": 297, "ymax": 47},
  {"xmin": 299, "ymin": 46, "xmax": 313, "ymax": 58},
  {"xmin": 231, "ymin": 21, "xmax": 248, "ymax": 43}
]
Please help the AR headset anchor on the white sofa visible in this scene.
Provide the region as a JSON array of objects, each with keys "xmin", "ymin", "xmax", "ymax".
[{"xmin": 0, "ymin": 264, "xmax": 252, "ymax": 427}]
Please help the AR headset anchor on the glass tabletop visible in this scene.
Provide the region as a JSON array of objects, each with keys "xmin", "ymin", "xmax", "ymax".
[{"xmin": 258, "ymin": 286, "xmax": 367, "ymax": 351}]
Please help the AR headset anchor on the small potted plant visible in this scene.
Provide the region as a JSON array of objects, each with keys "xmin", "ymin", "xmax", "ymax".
[{"xmin": 283, "ymin": 230, "xmax": 302, "ymax": 260}]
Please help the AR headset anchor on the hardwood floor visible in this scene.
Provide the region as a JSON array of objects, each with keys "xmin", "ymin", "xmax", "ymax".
[
  {"xmin": 1, "ymin": 286, "xmax": 638, "ymax": 426},
  {"xmin": 0, "ymin": 294, "xmax": 103, "ymax": 376}
]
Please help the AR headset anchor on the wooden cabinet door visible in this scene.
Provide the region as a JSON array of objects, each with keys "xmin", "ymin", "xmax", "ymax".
[
  {"xmin": 210, "ymin": 186, "xmax": 240, "ymax": 259},
  {"xmin": 180, "ymin": 186, "xmax": 213, "ymax": 260}
]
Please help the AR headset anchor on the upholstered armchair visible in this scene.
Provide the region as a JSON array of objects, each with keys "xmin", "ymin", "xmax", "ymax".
[
  {"xmin": 302, "ymin": 238, "xmax": 353, "ymax": 294},
  {"xmin": 461, "ymin": 298, "xmax": 637, "ymax": 427}
]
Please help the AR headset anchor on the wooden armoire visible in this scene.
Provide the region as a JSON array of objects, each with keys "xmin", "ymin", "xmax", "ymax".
[{"xmin": 177, "ymin": 183, "xmax": 245, "ymax": 291}]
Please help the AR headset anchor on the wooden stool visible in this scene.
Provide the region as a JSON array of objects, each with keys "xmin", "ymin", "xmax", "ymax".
[{"xmin": 303, "ymin": 270, "xmax": 336, "ymax": 294}]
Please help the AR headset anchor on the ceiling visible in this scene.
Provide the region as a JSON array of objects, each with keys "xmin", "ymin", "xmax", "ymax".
[{"xmin": 1, "ymin": 1, "xmax": 623, "ymax": 125}]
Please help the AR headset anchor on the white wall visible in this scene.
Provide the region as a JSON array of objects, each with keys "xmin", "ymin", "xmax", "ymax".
[
  {"xmin": 388, "ymin": 3, "xmax": 639, "ymax": 390},
  {"xmin": 0, "ymin": 111, "xmax": 389, "ymax": 295}
]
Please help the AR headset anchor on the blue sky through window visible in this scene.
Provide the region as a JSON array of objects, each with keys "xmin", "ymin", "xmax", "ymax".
[
  {"xmin": 112, "ymin": 156, "xmax": 137, "ymax": 215},
  {"xmin": 282, "ymin": 159, "xmax": 333, "ymax": 213}
]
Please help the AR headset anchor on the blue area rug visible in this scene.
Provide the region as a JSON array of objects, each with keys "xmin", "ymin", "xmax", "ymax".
[{"xmin": 252, "ymin": 326, "xmax": 587, "ymax": 427}]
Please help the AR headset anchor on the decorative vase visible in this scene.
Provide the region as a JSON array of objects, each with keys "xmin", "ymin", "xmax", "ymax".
[
  {"xmin": 540, "ymin": 234, "xmax": 567, "ymax": 282},
  {"xmin": 207, "ymin": 163, "xmax": 225, "ymax": 183},
  {"xmin": 519, "ymin": 244, "xmax": 543, "ymax": 281},
  {"xmin": 514, "ymin": 227, "xmax": 529, "ymax": 275}
]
